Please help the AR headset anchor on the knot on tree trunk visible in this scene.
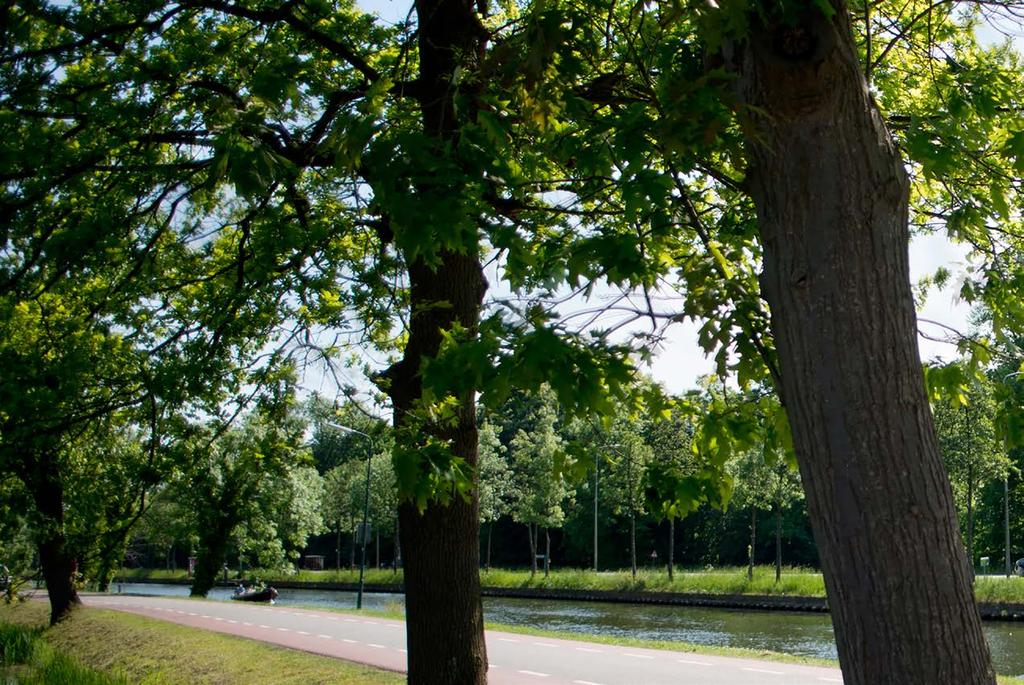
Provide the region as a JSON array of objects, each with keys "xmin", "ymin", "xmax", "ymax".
[{"xmin": 745, "ymin": 10, "xmax": 842, "ymax": 119}]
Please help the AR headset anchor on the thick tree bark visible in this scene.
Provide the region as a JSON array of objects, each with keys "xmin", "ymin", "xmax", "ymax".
[
  {"xmin": 388, "ymin": 247, "xmax": 488, "ymax": 684},
  {"xmin": 379, "ymin": 0, "xmax": 489, "ymax": 679},
  {"xmin": 190, "ymin": 513, "xmax": 233, "ymax": 597},
  {"xmin": 737, "ymin": 2, "xmax": 995, "ymax": 681},
  {"xmin": 29, "ymin": 451, "xmax": 80, "ymax": 624}
]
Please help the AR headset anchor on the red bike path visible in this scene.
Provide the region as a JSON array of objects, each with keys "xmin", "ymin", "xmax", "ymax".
[{"xmin": 80, "ymin": 593, "xmax": 845, "ymax": 684}]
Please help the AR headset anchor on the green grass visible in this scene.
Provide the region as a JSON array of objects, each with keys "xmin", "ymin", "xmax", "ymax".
[
  {"xmin": 6, "ymin": 598, "xmax": 1021, "ymax": 683},
  {"xmin": 973, "ymin": 575, "xmax": 1024, "ymax": 604},
  {"xmin": 0, "ymin": 610, "xmax": 126, "ymax": 684},
  {"xmin": 121, "ymin": 565, "xmax": 1024, "ymax": 606},
  {"xmin": 478, "ymin": 565, "xmax": 828, "ymax": 595},
  {"xmin": 0, "ymin": 602, "xmax": 402, "ymax": 685},
  {"xmin": 122, "ymin": 565, "xmax": 827, "ymax": 595}
]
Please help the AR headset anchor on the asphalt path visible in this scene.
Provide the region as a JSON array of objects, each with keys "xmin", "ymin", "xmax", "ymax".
[{"xmin": 82, "ymin": 594, "xmax": 844, "ymax": 685}]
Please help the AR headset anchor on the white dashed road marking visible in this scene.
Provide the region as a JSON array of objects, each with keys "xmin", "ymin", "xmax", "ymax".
[
  {"xmin": 679, "ymin": 659, "xmax": 713, "ymax": 666},
  {"xmin": 743, "ymin": 667, "xmax": 785, "ymax": 675},
  {"xmin": 517, "ymin": 671, "xmax": 550, "ymax": 678}
]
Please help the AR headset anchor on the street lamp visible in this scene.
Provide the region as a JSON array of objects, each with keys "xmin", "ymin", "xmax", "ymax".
[{"xmin": 325, "ymin": 421, "xmax": 373, "ymax": 610}]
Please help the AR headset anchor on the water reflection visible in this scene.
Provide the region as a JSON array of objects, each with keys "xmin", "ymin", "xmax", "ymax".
[{"xmin": 115, "ymin": 583, "xmax": 1024, "ymax": 675}]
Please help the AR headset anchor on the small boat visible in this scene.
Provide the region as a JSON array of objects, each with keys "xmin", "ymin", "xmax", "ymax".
[{"xmin": 230, "ymin": 586, "xmax": 278, "ymax": 603}]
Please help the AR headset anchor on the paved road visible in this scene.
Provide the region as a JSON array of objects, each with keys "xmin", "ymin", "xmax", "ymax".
[{"xmin": 83, "ymin": 594, "xmax": 844, "ymax": 684}]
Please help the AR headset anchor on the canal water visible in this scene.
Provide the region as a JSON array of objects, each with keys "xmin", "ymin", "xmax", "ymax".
[{"xmin": 117, "ymin": 583, "xmax": 1024, "ymax": 676}]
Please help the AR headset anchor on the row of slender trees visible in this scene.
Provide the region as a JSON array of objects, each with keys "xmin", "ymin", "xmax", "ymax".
[{"xmin": 112, "ymin": 363, "xmax": 1024, "ymax": 592}]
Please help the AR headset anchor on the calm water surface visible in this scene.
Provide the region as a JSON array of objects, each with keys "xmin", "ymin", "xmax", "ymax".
[{"xmin": 117, "ymin": 583, "xmax": 1024, "ymax": 676}]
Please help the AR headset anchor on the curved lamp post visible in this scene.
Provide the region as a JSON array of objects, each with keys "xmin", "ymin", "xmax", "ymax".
[{"xmin": 325, "ymin": 421, "xmax": 373, "ymax": 609}]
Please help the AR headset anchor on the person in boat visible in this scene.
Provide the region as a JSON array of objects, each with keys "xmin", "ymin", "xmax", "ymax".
[
  {"xmin": 234, "ymin": 582, "xmax": 246, "ymax": 595},
  {"xmin": 1015, "ymin": 559, "xmax": 1024, "ymax": 577}
]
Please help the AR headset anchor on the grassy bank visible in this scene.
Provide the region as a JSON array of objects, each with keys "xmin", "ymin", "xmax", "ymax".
[
  {"xmin": 0, "ymin": 616, "xmax": 122, "ymax": 685},
  {"xmin": 119, "ymin": 564, "xmax": 1024, "ymax": 604},
  {"xmin": 0, "ymin": 602, "xmax": 401, "ymax": 685},
  {"xmin": 120, "ymin": 565, "xmax": 828, "ymax": 595}
]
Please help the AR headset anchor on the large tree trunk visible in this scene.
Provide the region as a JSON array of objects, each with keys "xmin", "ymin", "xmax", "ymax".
[
  {"xmin": 29, "ymin": 451, "xmax": 80, "ymax": 624},
  {"xmin": 387, "ymin": 247, "xmax": 488, "ymax": 684},
  {"xmin": 380, "ymin": 0, "xmax": 489, "ymax": 679},
  {"xmin": 737, "ymin": 3, "xmax": 995, "ymax": 682},
  {"xmin": 190, "ymin": 513, "xmax": 233, "ymax": 597}
]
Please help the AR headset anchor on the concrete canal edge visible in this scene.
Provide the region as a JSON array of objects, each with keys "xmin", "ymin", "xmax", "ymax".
[{"xmin": 118, "ymin": 577, "xmax": 1024, "ymax": 621}]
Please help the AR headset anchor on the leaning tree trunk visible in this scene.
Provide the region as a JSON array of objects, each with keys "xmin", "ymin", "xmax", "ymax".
[
  {"xmin": 29, "ymin": 451, "xmax": 81, "ymax": 624},
  {"xmin": 737, "ymin": 2, "xmax": 995, "ymax": 681}
]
